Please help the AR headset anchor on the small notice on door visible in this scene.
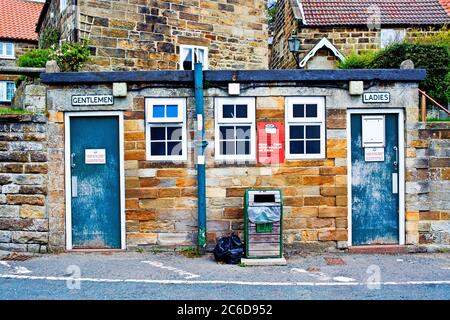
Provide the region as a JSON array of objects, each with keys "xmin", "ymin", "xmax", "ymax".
[
  {"xmin": 364, "ymin": 147, "xmax": 385, "ymax": 162},
  {"xmin": 85, "ymin": 149, "xmax": 106, "ymax": 164}
]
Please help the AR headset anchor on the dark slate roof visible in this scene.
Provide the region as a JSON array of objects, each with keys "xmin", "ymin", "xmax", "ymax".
[{"xmin": 297, "ymin": 0, "xmax": 450, "ymax": 26}]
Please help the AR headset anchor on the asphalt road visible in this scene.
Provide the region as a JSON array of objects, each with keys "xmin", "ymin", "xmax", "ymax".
[{"xmin": 0, "ymin": 251, "xmax": 449, "ymax": 300}]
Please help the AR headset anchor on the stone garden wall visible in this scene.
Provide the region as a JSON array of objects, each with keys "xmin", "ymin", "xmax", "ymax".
[{"xmin": 0, "ymin": 114, "xmax": 48, "ymax": 253}]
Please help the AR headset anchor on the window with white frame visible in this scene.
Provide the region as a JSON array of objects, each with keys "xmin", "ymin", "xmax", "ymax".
[
  {"xmin": 0, "ymin": 81, "xmax": 15, "ymax": 102},
  {"xmin": 145, "ymin": 98, "xmax": 187, "ymax": 161},
  {"xmin": 215, "ymin": 97, "xmax": 256, "ymax": 161},
  {"xmin": 179, "ymin": 45, "xmax": 208, "ymax": 70},
  {"xmin": 60, "ymin": 0, "xmax": 68, "ymax": 13},
  {"xmin": 0, "ymin": 42, "xmax": 15, "ymax": 59},
  {"xmin": 285, "ymin": 97, "xmax": 326, "ymax": 159}
]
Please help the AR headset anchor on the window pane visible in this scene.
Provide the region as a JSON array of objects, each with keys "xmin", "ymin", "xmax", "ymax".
[
  {"xmin": 290, "ymin": 141, "xmax": 304, "ymax": 154},
  {"xmin": 235, "ymin": 104, "xmax": 248, "ymax": 118},
  {"xmin": 167, "ymin": 126, "xmax": 182, "ymax": 141},
  {"xmin": 166, "ymin": 105, "xmax": 178, "ymax": 118},
  {"xmin": 220, "ymin": 141, "xmax": 235, "ymax": 155},
  {"xmin": 222, "ymin": 104, "xmax": 234, "ymax": 118},
  {"xmin": 306, "ymin": 125, "xmax": 320, "ymax": 139},
  {"xmin": 151, "ymin": 142, "xmax": 165, "ymax": 156},
  {"xmin": 0, "ymin": 43, "xmax": 3, "ymax": 55},
  {"xmin": 153, "ymin": 105, "xmax": 165, "ymax": 118},
  {"xmin": 167, "ymin": 142, "xmax": 182, "ymax": 156},
  {"xmin": 150, "ymin": 127, "xmax": 165, "ymax": 140},
  {"xmin": 182, "ymin": 48, "xmax": 193, "ymax": 70},
  {"xmin": 197, "ymin": 49, "xmax": 205, "ymax": 65},
  {"xmin": 5, "ymin": 43, "xmax": 13, "ymax": 56},
  {"xmin": 292, "ymin": 104, "xmax": 304, "ymax": 118},
  {"xmin": 220, "ymin": 126, "xmax": 234, "ymax": 140},
  {"xmin": 236, "ymin": 126, "xmax": 251, "ymax": 139},
  {"xmin": 306, "ymin": 141, "xmax": 321, "ymax": 154},
  {"xmin": 305, "ymin": 104, "xmax": 317, "ymax": 117},
  {"xmin": 6, "ymin": 82, "xmax": 15, "ymax": 100},
  {"xmin": 290, "ymin": 125, "xmax": 304, "ymax": 139},
  {"xmin": 236, "ymin": 141, "xmax": 250, "ymax": 155}
]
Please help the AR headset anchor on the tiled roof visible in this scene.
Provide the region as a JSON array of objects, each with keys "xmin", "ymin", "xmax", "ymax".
[
  {"xmin": 440, "ymin": 0, "xmax": 450, "ymax": 14},
  {"xmin": 298, "ymin": 0, "xmax": 450, "ymax": 26},
  {"xmin": 0, "ymin": 0, "xmax": 44, "ymax": 41}
]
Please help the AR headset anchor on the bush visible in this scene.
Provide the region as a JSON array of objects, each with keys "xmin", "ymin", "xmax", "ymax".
[
  {"xmin": 50, "ymin": 41, "xmax": 91, "ymax": 72},
  {"xmin": 16, "ymin": 48, "xmax": 52, "ymax": 68},
  {"xmin": 338, "ymin": 41, "xmax": 450, "ymax": 106},
  {"xmin": 371, "ymin": 43, "xmax": 449, "ymax": 106},
  {"xmin": 337, "ymin": 51, "xmax": 379, "ymax": 69},
  {"xmin": 40, "ymin": 28, "xmax": 60, "ymax": 49}
]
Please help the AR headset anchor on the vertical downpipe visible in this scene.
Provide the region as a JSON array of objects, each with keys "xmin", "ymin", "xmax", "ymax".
[{"xmin": 194, "ymin": 63, "xmax": 207, "ymax": 254}]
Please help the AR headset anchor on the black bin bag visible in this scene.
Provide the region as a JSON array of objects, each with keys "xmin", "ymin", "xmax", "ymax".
[{"xmin": 213, "ymin": 233, "xmax": 244, "ymax": 265}]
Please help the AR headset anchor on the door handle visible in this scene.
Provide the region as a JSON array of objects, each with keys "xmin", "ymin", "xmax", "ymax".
[
  {"xmin": 71, "ymin": 153, "xmax": 76, "ymax": 168},
  {"xmin": 393, "ymin": 146, "xmax": 398, "ymax": 168}
]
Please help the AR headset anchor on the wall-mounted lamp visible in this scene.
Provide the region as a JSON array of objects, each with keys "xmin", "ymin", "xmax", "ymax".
[{"xmin": 288, "ymin": 32, "xmax": 301, "ymax": 67}]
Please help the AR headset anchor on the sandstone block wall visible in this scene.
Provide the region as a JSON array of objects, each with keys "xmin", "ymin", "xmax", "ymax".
[
  {"xmin": 39, "ymin": 0, "xmax": 269, "ymax": 71},
  {"xmin": 0, "ymin": 114, "xmax": 48, "ymax": 253}
]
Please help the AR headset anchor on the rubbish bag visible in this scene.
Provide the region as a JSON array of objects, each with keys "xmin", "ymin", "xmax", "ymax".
[{"xmin": 213, "ymin": 233, "xmax": 244, "ymax": 265}]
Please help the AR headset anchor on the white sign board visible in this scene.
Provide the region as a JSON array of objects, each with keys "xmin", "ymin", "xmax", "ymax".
[
  {"xmin": 72, "ymin": 95, "xmax": 114, "ymax": 106},
  {"xmin": 362, "ymin": 115, "xmax": 385, "ymax": 148},
  {"xmin": 365, "ymin": 147, "xmax": 385, "ymax": 162},
  {"xmin": 363, "ymin": 92, "xmax": 390, "ymax": 103},
  {"xmin": 85, "ymin": 149, "xmax": 106, "ymax": 164}
]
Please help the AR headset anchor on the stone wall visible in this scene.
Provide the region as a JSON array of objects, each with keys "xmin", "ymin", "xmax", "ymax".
[
  {"xmin": 39, "ymin": 0, "xmax": 269, "ymax": 71},
  {"xmin": 0, "ymin": 114, "xmax": 48, "ymax": 253},
  {"xmin": 413, "ymin": 122, "xmax": 450, "ymax": 245}
]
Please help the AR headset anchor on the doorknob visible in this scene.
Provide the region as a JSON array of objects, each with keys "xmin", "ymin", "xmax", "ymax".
[
  {"xmin": 393, "ymin": 146, "xmax": 398, "ymax": 168},
  {"xmin": 71, "ymin": 153, "xmax": 76, "ymax": 168}
]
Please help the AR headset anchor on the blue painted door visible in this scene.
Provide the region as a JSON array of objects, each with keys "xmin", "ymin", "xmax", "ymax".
[
  {"xmin": 70, "ymin": 116, "xmax": 121, "ymax": 249},
  {"xmin": 351, "ymin": 114, "xmax": 399, "ymax": 245}
]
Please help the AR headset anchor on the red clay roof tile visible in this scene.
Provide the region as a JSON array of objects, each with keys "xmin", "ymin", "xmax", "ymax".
[
  {"xmin": 0, "ymin": 0, "xmax": 43, "ymax": 42},
  {"xmin": 299, "ymin": 0, "xmax": 450, "ymax": 26}
]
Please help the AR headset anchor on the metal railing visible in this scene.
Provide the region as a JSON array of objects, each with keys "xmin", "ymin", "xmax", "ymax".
[{"xmin": 419, "ymin": 89, "xmax": 450, "ymax": 122}]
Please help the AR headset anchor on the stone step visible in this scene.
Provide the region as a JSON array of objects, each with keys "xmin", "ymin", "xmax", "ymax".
[
  {"xmin": 241, "ymin": 257, "xmax": 287, "ymax": 266},
  {"xmin": 348, "ymin": 245, "xmax": 408, "ymax": 254}
]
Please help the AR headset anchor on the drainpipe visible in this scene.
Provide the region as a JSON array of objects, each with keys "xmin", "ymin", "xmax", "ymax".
[{"xmin": 194, "ymin": 63, "xmax": 207, "ymax": 254}]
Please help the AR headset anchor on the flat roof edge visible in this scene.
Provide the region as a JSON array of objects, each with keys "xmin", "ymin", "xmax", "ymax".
[{"xmin": 40, "ymin": 69, "xmax": 426, "ymax": 85}]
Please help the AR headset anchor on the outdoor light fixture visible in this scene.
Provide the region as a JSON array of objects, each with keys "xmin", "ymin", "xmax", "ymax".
[{"xmin": 288, "ymin": 32, "xmax": 301, "ymax": 67}]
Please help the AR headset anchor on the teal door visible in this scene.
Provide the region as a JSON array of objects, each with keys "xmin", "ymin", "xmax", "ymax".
[
  {"xmin": 70, "ymin": 116, "xmax": 121, "ymax": 249},
  {"xmin": 351, "ymin": 114, "xmax": 399, "ymax": 245}
]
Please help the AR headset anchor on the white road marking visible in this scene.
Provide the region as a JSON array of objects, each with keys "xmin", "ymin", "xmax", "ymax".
[
  {"xmin": 332, "ymin": 276, "xmax": 356, "ymax": 282},
  {"xmin": 14, "ymin": 266, "xmax": 32, "ymax": 274},
  {"xmin": 1, "ymin": 274, "xmax": 449, "ymax": 287},
  {"xmin": 141, "ymin": 261, "xmax": 200, "ymax": 279}
]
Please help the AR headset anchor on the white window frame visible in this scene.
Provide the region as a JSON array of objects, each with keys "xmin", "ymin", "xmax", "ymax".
[
  {"xmin": 0, "ymin": 42, "xmax": 15, "ymax": 59},
  {"xmin": 0, "ymin": 81, "xmax": 15, "ymax": 102},
  {"xmin": 285, "ymin": 97, "xmax": 326, "ymax": 159},
  {"xmin": 179, "ymin": 45, "xmax": 209, "ymax": 70},
  {"xmin": 145, "ymin": 98, "xmax": 187, "ymax": 161},
  {"xmin": 215, "ymin": 97, "xmax": 256, "ymax": 161},
  {"xmin": 60, "ymin": 0, "xmax": 68, "ymax": 13}
]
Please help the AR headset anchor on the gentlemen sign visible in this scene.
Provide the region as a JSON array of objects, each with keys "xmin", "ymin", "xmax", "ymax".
[
  {"xmin": 71, "ymin": 95, "xmax": 114, "ymax": 106},
  {"xmin": 363, "ymin": 92, "xmax": 390, "ymax": 103}
]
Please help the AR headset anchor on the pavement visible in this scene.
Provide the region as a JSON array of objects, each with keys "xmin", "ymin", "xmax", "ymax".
[{"xmin": 0, "ymin": 251, "xmax": 449, "ymax": 300}]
